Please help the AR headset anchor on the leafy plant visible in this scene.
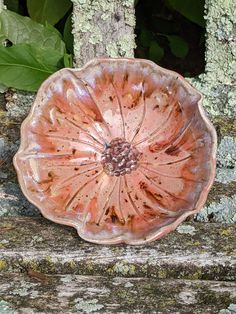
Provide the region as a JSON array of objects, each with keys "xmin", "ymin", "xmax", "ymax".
[
  {"xmin": 0, "ymin": 1, "xmax": 73, "ymax": 92},
  {"xmin": 167, "ymin": 35, "xmax": 189, "ymax": 59},
  {"xmin": 63, "ymin": 13, "xmax": 73, "ymax": 54},
  {"xmin": 139, "ymin": 29, "xmax": 189, "ymax": 62},
  {"xmin": 0, "ymin": 0, "xmax": 205, "ymax": 92},
  {"xmin": 0, "ymin": 10, "xmax": 65, "ymax": 54},
  {"xmin": 166, "ymin": 0, "xmax": 205, "ymax": 27},
  {"xmin": 0, "ymin": 44, "xmax": 63, "ymax": 91},
  {"xmin": 149, "ymin": 40, "xmax": 164, "ymax": 63},
  {"xmin": 27, "ymin": 0, "xmax": 72, "ymax": 26}
]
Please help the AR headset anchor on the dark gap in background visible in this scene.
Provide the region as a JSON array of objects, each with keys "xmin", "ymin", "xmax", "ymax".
[{"xmin": 135, "ymin": 0, "xmax": 206, "ymax": 77}]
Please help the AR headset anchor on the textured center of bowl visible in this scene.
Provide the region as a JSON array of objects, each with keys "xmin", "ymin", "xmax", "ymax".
[{"xmin": 101, "ymin": 138, "xmax": 140, "ymax": 176}]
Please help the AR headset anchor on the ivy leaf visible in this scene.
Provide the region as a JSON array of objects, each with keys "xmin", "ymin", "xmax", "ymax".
[
  {"xmin": 63, "ymin": 13, "xmax": 73, "ymax": 54},
  {"xmin": 27, "ymin": 0, "xmax": 72, "ymax": 26},
  {"xmin": 149, "ymin": 41, "xmax": 164, "ymax": 63},
  {"xmin": 0, "ymin": 44, "xmax": 63, "ymax": 91},
  {"xmin": 167, "ymin": 35, "xmax": 189, "ymax": 58},
  {"xmin": 0, "ymin": 9, "xmax": 65, "ymax": 55},
  {"xmin": 167, "ymin": 0, "xmax": 205, "ymax": 27}
]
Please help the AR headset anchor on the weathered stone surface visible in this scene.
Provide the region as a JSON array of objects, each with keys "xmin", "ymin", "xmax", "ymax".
[
  {"xmin": 0, "ymin": 93, "xmax": 39, "ymax": 216},
  {"xmin": 195, "ymin": 168, "xmax": 236, "ymax": 223},
  {"xmin": 0, "ymin": 217, "xmax": 235, "ymax": 281},
  {"xmin": 196, "ymin": 194, "xmax": 236, "ymax": 224},
  {"xmin": 0, "ymin": 274, "xmax": 235, "ymax": 314},
  {"xmin": 194, "ymin": 119, "xmax": 236, "ymax": 223},
  {"xmin": 190, "ymin": 0, "xmax": 236, "ymax": 118},
  {"xmin": 204, "ymin": 0, "xmax": 235, "ymax": 86},
  {"xmin": 72, "ymin": 0, "xmax": 136, "ymax": 67},
  {"xmin": 212, "ymin": 116, "xmax": 236, "ymax": 139}
]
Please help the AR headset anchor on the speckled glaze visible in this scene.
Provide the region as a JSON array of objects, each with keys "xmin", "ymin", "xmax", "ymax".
[{"xmin": 14, "ymin": 58, "xmax": 217, "ymax": 245}]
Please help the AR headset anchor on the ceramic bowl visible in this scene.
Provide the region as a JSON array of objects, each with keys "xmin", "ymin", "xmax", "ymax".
[{"xmin": 14, "ymin": 58, "xmax": 217, "ymax": 244}]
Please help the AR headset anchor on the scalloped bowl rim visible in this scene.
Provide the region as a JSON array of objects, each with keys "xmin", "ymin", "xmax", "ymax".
[{"xmin": 13, "ymin": 58, "xmax": 217, "ymax": 245}]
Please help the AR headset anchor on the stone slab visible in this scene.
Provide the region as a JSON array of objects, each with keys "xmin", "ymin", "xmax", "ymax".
[
  {"xmin": 0, "ymin": 274, "xmax": 236, "ymax": 313},
  {"xmin": 0, "ymin": 217, "xmax": 235, "ymax": 281}
]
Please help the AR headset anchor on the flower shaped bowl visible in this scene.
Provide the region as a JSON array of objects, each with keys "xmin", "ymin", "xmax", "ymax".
[{"xmin": 14, "ymin": 58, "xmax": 217, "ymax": 245}]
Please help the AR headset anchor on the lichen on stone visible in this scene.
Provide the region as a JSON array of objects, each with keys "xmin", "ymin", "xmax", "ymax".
[
  {"xmin": 124, "ymin": 281, "xmax": 134, "ymax": 288},
  {"xmin": 74, "ymin": 298, "xmax": 104, "ymax": 313},
  {"xmin": 0, "ymin": 182, "xmax": 39, "ymax": 216},
  {"xmin": 177, "ymin": 225, "xmax": 196, "ymax": 235},
  {"xmin": 0, "ymin": 260, "xmax": 7, "ymax": 271},
  {"xmin": 113, "ymin": 261, "xmax": 136, "ymax": 276},
  {"xmin": 189, "ymin": 78, "xmax": 236, "ymax": 117},
  {"xmin": 5, "ymin": 91, "xmax": 35, "ymax": 120},
  {"xmin": 88, "ymin": 30, "xmax": 103, "ymax": 45},
  {"xmin": 218, "ymin": 303, "xmax": 236, "ymax": 314},
  {"xmin": 106, "ymin": 42, "xmax": 119, "ymax": 58},
  {"xmin": 105, "ymin": 34, "xmax": 136, "ymax": 58},
  {"xmin": 188, "ymin": 0, "xmax": 236, "ymax": 118},
  {"xmin": 205, "ymin": 0, "xmax": 236, "ymax": 85},
  {"xmin": 216, "ymin": 168, "xmax": 236, "ymax": 184},
  {"xmin": 60, "ymin": 275, "xmax": 74, "ymax": 283},
  {"xmin": 195, "ymin": 195, "xmax": 236, "ymax": 223},
  {"xmin": 217, "ymin": 136, "xmax": 236, "ymax": 168},
  {"xmin": 0, "ymin": 300, "xmax": 14, "ymax": 314},
  {"xmin": 72, "ymin": 0, "xmax": 135, "ymax": 66},
  {"xmin": 118, "ymin": 33, "xmax": 136, "ymax": 56},
  {"xmin": 125, "ymin": 9, "xmax": 136, "ymax": 27},
  {"xmin": 122, "ymin": 0, "xmax": 135, "ymax": 7}
]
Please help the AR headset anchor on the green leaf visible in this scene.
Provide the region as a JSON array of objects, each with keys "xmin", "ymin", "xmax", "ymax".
[
  {"xmin": 63, "ymin": 53, "xmax": 73, "ymax": 68},
  {"xmin": 167, "ymin": 0, "xmax": 205, "ymax": 27},
  {"xmin": 44, "ymin": 21, "xmax": 67, "ymax": 50},
  {"xmin": 139, "ymin": 29, "xmax": 153, "ymax": 48},
  {"xmin": 63, "ymin": 13, "xmax": 73, "ymax": 53},
  {"xmin": 0, "ymin": 35, "xmax": 6, "ymax": 46},
  {"xmin": 0, "ymin": 9, "xmax": 65, "ymax": 55},
  {"xmin": 0, "ymin": 83, "xmax": 7, "ymax": 93},
  {"xmin": 149, "ymin": 41, "xmax": 164, "ymax": 63},
  {"xmin": 27, "ymin": 0, "xmax": 72, "ymax": 25},
  {"xmin": 0, "ymin": 44, "xmax": 63, "ymax": 91},
  {"xmin": 167, "ymin": 35, "xmax": 189, "ymax": 58}
]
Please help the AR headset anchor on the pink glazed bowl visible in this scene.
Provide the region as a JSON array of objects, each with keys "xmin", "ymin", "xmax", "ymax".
[{"xmin": 14, "ymin": 58, "xmax": 217, "ymax": 245}]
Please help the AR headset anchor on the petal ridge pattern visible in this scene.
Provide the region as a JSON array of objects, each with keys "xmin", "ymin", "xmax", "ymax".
[{"xmin": 14, "ymin": 58, "xmax": 217, "ymax": 245}]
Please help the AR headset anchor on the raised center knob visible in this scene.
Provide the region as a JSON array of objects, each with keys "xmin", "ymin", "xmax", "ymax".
[{"xmin": 101, "ymin": 138, "xmax": 140, "ymax": 176}]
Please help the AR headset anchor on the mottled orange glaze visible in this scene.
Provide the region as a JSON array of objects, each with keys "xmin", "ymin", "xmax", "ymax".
[{"xmin": 14, "ymin": 58, "xmax": 217, "ymax": 245}]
